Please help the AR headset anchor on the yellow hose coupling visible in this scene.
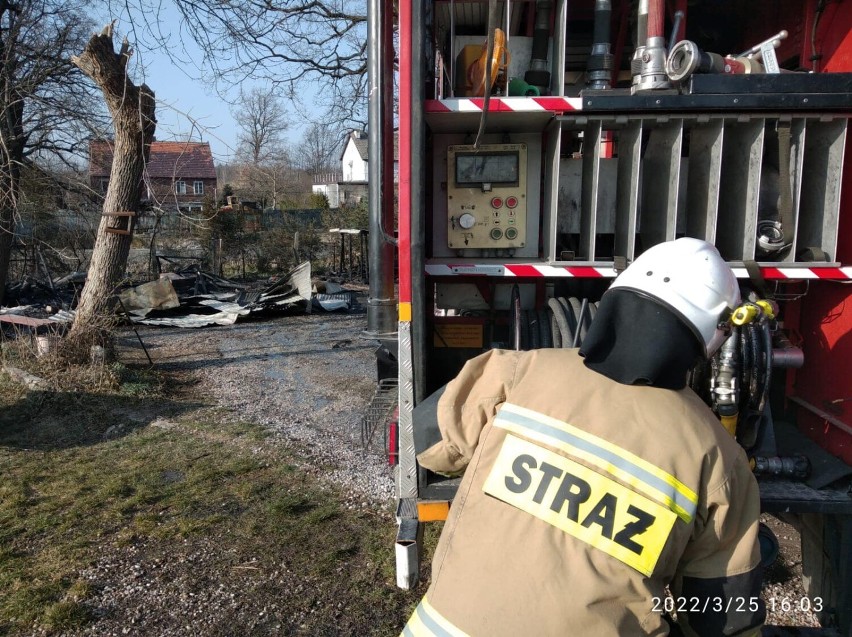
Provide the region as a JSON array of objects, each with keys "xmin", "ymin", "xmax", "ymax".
[
  {"xmin": 755, "ymin": 299, "xmax": 776, "ymax": 319},
  {"xmin": 731, "ymin": 304, "xmax": 760, "ymax": 326},
  {"xmin": 731, "ymin": 300, "xmax": 776, "ymax": 326}
]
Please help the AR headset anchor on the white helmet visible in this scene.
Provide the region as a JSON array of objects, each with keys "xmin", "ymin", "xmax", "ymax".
[{"xmin": 608, "ymin": 238, "xmax": 741, "ymax": 357}]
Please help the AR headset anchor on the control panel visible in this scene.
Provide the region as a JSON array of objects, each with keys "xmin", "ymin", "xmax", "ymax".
[{"xmin": 447, "ymin": 143, "xmax": 528, "ymax": 249}]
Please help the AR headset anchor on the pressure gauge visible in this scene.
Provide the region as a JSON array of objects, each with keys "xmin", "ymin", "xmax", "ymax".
[{"xmin": 458, "ymin": 213, "xmax": 476, "ymax": 229}]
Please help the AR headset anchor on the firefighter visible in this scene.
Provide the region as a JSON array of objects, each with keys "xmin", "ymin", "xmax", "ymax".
[{"xmin": 403, "ymin": 238, "xmax": 765, "ymax": 637}]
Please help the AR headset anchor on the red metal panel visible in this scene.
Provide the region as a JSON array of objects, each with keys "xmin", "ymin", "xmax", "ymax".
[
  {"xmin": 800, "ymin": 0, "xmax": 819, "ymax": 71},
  {"xmin": 398, "ymin": 0, "xmax": 412, "ymax": 304},
  {"xmin": 793, "ymin": 6, "xmax": 852, "ymax": 462},
  {"xmin": 819, "ymin": 0, "xmax": 852, "ymax": 72},
  {"xmin": 800, "ymin": 418, "xmax": 852, "ymax": 466},
  {"xmin": 794, "ymin": 283, "xmax": 852, "ymax": 465}
]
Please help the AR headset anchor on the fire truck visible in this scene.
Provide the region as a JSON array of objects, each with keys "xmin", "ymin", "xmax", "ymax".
[{"xmin": 362, "ymin": 0, "xmax": 852, "ymax": 632}]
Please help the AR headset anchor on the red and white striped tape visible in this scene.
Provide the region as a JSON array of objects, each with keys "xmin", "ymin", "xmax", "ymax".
[
  {"xmin": 426, "ymin": 97, "xmax": 583, "ymax": 113},
  {"xmin": 731, "ymin": 266, "xmax": 852, "ymax": 280},
  {"xmin": 425, "ymin": 263, "xmax": 852, "ymax": 280},
  {"xmin": 425, "ymin": 264, "xmax": 616, "ymax": 277}
]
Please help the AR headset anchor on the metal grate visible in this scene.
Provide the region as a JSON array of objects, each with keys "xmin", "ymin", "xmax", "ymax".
[
  {"xmin": 362, "ymin": 377, "xmax": 398, "ymax": 451},
  {"xmin": 554, "ymin": 112, "xmax": 848, "ymax": 265}
]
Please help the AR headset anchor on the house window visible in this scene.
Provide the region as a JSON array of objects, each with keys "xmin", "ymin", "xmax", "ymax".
[
  {"xmin": 194, "ymin": 181, "xmax": 204, "ymax": 195},
  {"xmin": 99, "ymin": 178, "xmax": 109, "ymax": 193},
  {"xmin": 175, "ymin": 181, "xmax": 186, "ymax": 195}
]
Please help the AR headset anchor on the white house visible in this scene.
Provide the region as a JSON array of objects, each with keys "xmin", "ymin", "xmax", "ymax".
[
  {"xmin": 311, "ymin": 129, "xmax": 398, "ymax": 209},
  {"xmin": 312, "ymin": 175, "xmax": 341, "ymax": 208},
  {"xmin": 341, "ymin": 130, "xmax": 369, "ymax": 182}
]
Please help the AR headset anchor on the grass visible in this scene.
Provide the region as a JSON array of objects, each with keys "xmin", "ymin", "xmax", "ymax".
[
  {"xmin": 0, "ymin": 375, "xmax": 433, "ymax": 636},
  {"xmin": 1, "ymin": 331, "xmax": 164, "ymax": 397}
]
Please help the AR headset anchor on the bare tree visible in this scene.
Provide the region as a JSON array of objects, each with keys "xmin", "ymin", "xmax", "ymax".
[
  {"xmin": 0, "ymin": 0, "xmax": 102, "ymax": 305},
  {"xmin": 297, "ymin": 123, "xmax": 343, "ymax": 177},
  {"xmin": 235, "ymin": 157, "xmax": 315, "ymax": 211},
  {"xmin": 16, "ymin": 162, "xmax": 98, "ymax": 278},
  {"xmin": 233, "ymin": 87, "xmax": 289, "ymax": 164},
  {"xmin": 229, "ymin": 87, "xmax": 296, "ymax": 208},
  {"xmin": 69, "ymin": 24, "xmax": 156, "ymax": 335},
  {"xmin": 114, "ymin": 0, "xmax": 367, "ymax": 127}
]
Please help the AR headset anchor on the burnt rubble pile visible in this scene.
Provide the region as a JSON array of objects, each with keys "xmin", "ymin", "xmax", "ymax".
[{"xmin": 1, "ymin": 261, "xmax": 360, "ymax": 336}]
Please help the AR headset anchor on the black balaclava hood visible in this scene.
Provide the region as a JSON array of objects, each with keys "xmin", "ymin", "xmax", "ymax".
[{"xmin": 578, "ymin": 288, "xmax": 704, "ymax": 390}]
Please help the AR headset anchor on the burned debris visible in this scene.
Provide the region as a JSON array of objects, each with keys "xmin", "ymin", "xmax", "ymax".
[{"xmin": 2, "ymin": 260, "xmax": 361, "ymax": 345}]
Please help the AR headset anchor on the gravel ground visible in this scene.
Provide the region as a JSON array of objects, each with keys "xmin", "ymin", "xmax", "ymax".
[
  {"xmin": 128, "ymin": 301, "xmax": 396, "ymax": 509},
  {"xmin": 760, "ymin": 513, "xmax": 823, "ymax": 629},
  {"xmin": 68, "ymin": 289, "xmax": 823, "ymax": 634}
]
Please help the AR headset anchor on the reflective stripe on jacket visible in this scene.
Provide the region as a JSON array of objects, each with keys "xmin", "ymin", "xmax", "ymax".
[
  {"xmin": 405, "ymin": 349, "xmax": 764, "ymax": 637},
  {"xmin": 403, "ymin": 597, "xmax": 469, "ymax": 637}
]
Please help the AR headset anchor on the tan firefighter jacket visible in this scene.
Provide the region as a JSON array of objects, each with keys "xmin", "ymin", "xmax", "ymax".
[{"xmin": 403, "ymin": 348, "xmax": 764, "ymax": 637}]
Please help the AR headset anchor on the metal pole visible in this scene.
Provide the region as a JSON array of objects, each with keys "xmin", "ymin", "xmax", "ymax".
[
  {"xmin": 634, "ymin": 0, "xmax": 670, "ymax": 91},
  {"xmin": 348, "ymin": 233, "xmax": 354, "ymax": 280},
  {"xmin": 411, "ymin": 0, "xmax": 427, "ymax": 403},
  {"xmin": 450, "ymin": 0, "xmax": 456, "ymax": 96},
  {"xmin": 361, "ymin": 231, "xmax": 368, "ymax": 281},
  {"xmin": 586, "ymin": 0, "xmax": 614, "ymax": 90},
  {"xmin": 363, "ymin": 231, "xmax": 369, "ymax": 281},
  {"xmin": 116, "ymin": 296, "xmax": 153, "ymax": 366},
  {"xmin": 366, "ymin": 0, "xmax": 397, "ymax": 338}
]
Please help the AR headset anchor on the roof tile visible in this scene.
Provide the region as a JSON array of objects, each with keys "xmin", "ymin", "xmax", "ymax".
[{"xmin": 89, "ymin": 140, "xmax": 217, "ymax": 180}]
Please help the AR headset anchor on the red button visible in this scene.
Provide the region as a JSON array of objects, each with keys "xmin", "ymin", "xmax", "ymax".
[
  {"xmin": 506, "ymin": 196, "xmax": 518, "ymax": 209},
  {"xmin": 491, "ymin": 197, "xmax": 503, "ymax": 209}
]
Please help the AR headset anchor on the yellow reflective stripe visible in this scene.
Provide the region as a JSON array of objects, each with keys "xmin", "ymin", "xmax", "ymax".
[
  {"xmin": 421, "ymin": 597, "xmax": 470, "ymax": 637},
  {"xmin": 402, "ymin": 597, "xmax": 470, "ymax": 637},
  {"xmin": 399, "ymin": 302, "xmax": 412, "ymax": 321},
  {"xmin": 403, "ymin": 607, "xmax": 429, "ymax": 636},
  {"xmin": 403, "ymin": 606, "xmax": 429, "ymax": 636},
  {"xmin": 484, "ymin": 434, "xmax": 678, "ymax": 576},
  {"xmin": 496, "ymin": 403, "xmax": 697, "ymax": 521},
  {"xmin": 495, "ymin": 403, "xmax": 698, "ymax": 523}
]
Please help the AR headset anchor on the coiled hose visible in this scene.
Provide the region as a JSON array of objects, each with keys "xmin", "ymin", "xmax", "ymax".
[
  {"xmin": 699, "ymin": 305, "xmax": 774, "ymax": 449},
  {"xmin": 513, "ymin": 297, "xmax": 598, "ymax": 350}
]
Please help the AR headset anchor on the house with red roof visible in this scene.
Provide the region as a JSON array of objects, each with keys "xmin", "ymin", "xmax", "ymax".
[{"xmin": 88, "ymin": 140, "xmax": 218, "ymax": 231}]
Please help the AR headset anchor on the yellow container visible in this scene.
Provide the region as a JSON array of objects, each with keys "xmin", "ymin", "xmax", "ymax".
[{"xmin": 455, "ymin": 44, "xmax": 484, "ymax": 96}]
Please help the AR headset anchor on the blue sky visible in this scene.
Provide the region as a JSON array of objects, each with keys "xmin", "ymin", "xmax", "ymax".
[
  {"xmin": 92, "ymin": 4, "xmax": 308, "ymax": 165},
  {"xmin": 88, "ymin": 2, "xmax": 356, "ymax": 168},
  {"xmin": 85, "ymin": 4, "xmax": 240, "ymax": 163},
  {"xmin": 132, "ymin": 46, "xmax": 241, "ymax": 164}
]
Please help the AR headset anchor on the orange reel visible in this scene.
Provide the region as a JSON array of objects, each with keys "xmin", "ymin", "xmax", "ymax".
[{"xmin": 468, "ymin": 28, "xmax": 510, "ymax": 97}]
